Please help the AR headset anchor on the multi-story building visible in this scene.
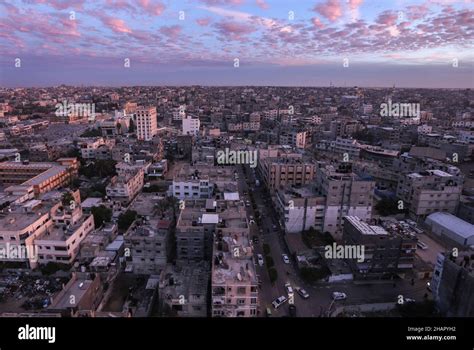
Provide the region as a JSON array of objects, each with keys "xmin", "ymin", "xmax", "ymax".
[
  {"xmin": 315, "ymin": 163, "xmax": 375, "ymax": 239},
  {"xmin": 136, "ymin": 106, "xmax": 157, "ymax": 141},
  {"xmin": 260, "ymin": 157, "xmax": 316, "ymax": 191},
  {"xmin": 275, "ymin": 185, "xmax": 326, "ymax": 233},
  {"xmin": 279, "ymin": 131, "xmax": 307, "ymax": 149},
  {"xmin": 124, "ymin": 218, "xmax": 170, "ymax": 274},
  {"xmin": 158, "ymin": 262, "xmax": 209, "ymax": 317},
  {"xmin": 30, "ymin": 202, "xmax": 95, "ymax": 268},
  {"xmin": 182, "ymin": 115, "xmax": 200, "ymax": 136},
  {"xmin": 431, "ymin": 252, "xmax": 474, "ymax": 317},
  {"xmin": 343, "ymin": 216, "xmax": 417, "ymax": 280},
  {"xmin": 106, "ymin": 164, "xmax": 145, "ymax": 204},
  {"xmin": 397, "ymin": 169, "xmax": 462, "ymax": 219}
]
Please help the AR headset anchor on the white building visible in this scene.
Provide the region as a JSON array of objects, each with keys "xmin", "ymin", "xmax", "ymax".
[
  {"xmin": 182, "ymin": 115, "xmax": 200, "ymax": 136},
  {"xmin": 136, "ymin": 106, "xmax": 157, "ymax": 141}
]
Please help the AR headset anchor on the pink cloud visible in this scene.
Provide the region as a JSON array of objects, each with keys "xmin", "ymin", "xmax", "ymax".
[
  {"xmin": 215, "ymin": 21, "xmax": 256, "ymax": 41},
  {"xmin": 348, "ymin": 0, "xmax": 363, "ymax": 10},
  {"xmin": 314, "ymin": 0, "xmax": 343, "ymax": 22},
  {"xmin": 23, "ymin": 0, "xmax": 85, "ymax": 10},
  {"xmin": 160, "ymin": 25, "xmax": 182, "ymax": 38},
  {"xmin": 376, "ymin": 11, "xmax": 398, "ymax": 26},
  {"xmin": 199, "ymin": 0, "xmax": 244, "ymax": 5},
  {"xmin": 256, "ymin": 0, "xmax": 269, "ymax": 10},
  {"xmin": 312, "ymin": 18, "xmax": 325, "ymax": 29},
  {"xmin": 100, "ymin": 16, "xmax": 132, "ymax": 34},
  {"xmin": 136, "ymin": 0, "xmax": 165, "ymax": 16},
  {"xmin": 196, "ymin": 18, "xmax": 212, "ymax": 26}
]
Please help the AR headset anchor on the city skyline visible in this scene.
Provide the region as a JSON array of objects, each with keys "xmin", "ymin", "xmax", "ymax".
[{"xmin": 0, "ymin": 0, "xmax": 473, "ymax": 88}]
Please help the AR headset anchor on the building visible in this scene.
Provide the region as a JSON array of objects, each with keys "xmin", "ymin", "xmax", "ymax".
[
  {"xmin": 124, "ymin": 218, "xmax": 170, "ymax": 274},
  {"xmin": 158, "ymin": 262, "xmax": 209, "ymax": 317},
  {"xmin": 397, "ymin": 170, "xmax": 462, "ymax": 219},
  {"xmin": 316, "ymin": 163, "xmax": 375, "ymax": 239},
  {"xmin": 431, "ymin": 252, "xmax": 474, "ymax": 317},
  {"xmin": 182, "ymin": 115, "xmax": 200, "ymax": 137},
  {"xmin": 279, "ymin": 131, "xmax": 307, "ymax": 149},
  {"xmin": 260, "ymin": 157, "xmax": 316, "ymax": 190},
  {"xmin": 343, "ymin": 216, "xmax": 417, "ymax": 280},
  {"xmin": 30, "ymin": 202, "xmax": 95, "ymax": 268},
  {"xmin": 425, "ymin": 212, "xmax": 474, "ymax": 247},
  {"xmin": 275, "ymin": 185, "xmax": 326, "ymax": 233},
  {"xmin": 0, "ymin": 158, "xmax": 79, "ymax": 197},
  {"xmin": 136, "ymin": 106, "xmax": 157, "ymax": 141},
  {"xmin": 106, "ymin": 163, "xmax": 145, "ymax": 205}
]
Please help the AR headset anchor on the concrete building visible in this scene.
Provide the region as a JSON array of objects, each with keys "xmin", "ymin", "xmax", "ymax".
[
  {"xmin": 136, "ymin": 106, "xmax": 158, "ymax": 141},
  {"xmin": 431, "ymin": 252, "xmax": 474, "ymax": 317},
  {"xmin": 124, "ymin": 218, "xmax": 170, "ymax": 274},
  {"xmin": 425, "ymin": 212, "xmax": 474, "ymax": 247},
  {"xmin": 343, "ymin": 216, "xmax": 417, "ymax": 280},
  {"xmin": 158, "ymin": 262, "xmax": 209, "ymax": 317},
  {"xmin": 275, "ymin": 185, "xmax": 326, "ymax": 233},
  {"xmin": 182, "ymin": 115, "xmax": 200, "ymax": 137},
  {"xmin": 316, "ymin": 163, "xmax": 375, "ymax": 239},
  {"xmin": 279, "ymin": 131, "xmax": 307, "ymax": 149},
  {"xmin": 106, "ymin": 163, "xmax": 145, "ymax": 205},
  {"xmin": 397, "ymin": 169, "xmax": 462, "ymax": 219},
  {"xmin": 260, "ymin": 157, "xmax": 316, "ymax": 191}
]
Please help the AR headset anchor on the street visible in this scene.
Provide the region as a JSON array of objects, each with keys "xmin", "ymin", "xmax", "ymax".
[{"xmin": 237, "ymin": 164, "xmax": 430, "ymax": 317}]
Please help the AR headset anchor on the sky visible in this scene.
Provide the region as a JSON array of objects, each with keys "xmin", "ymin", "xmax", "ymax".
[{"xmin": 0, "ymin": 0, "xmax": 473, "ymax": 88}]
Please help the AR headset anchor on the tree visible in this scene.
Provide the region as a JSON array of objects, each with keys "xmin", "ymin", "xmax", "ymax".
[
  {"xmin": 268, "ymin": 268, "xmax": 278, "ymax": 283},
  {"xmin": 263, "ymin": 244, "xmax": 271, "ymax": 255},
  {"xmin": 61, "ymin": 192, "xmax": 74, "ymax": 208},
  {"xmin": 80, "ymin": 128, "xmax": 102, "ymax": 137},
  {"xmin": 265, "ymin": 256, "xmax": 274, "ymax": 268},
  {"xmin": 375, "ymin": 198, "xmax": 405, "ymax": 216},
  {"xmin": 118, "ymin": 210, "xmax": 137, "ymax": 231},
  {"xmin": 128, "ymin": 119, "xmax": 135, "ymax": 133},
  {"xmin": 91, "ymin": 205, "xmax": 112, "ymax": 228}
]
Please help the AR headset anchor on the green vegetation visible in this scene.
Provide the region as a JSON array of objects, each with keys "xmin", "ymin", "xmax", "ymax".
[
  {"xmin": 302, "ymin": 227, "xmax": 334, "ymax": 248},
  {"xmin": 40, "ymin": 262, "xmax": 71, "ymax": 276},
  {"xmin": 268, "ymin": 268, "xmax": 278, "ymax": 283},
  {"xmin": 61, "ymin": 191, "xmax": 74, "ymax": 208},
  {"xmin": 375, "ymin": 198, "xmax": 407, "ymax": 216},
  {"xmin": 91, "ymin": 205, "xmax": 112, "ymax": 228},
  {"xmin": 143, "ymin": 184, "xmax": 169, "ymax": 193},
  {"xmin": 265, "ymin": 255, "xmax": 274, "ymax": 268},
  {"xmin": 396, "ymin": 300, "xmax": 439, "ymax": 317},
  {"xmin": 118, "ymin": 210, "xmax": 137, "ymax": 231},
  {"xmin": 263, "ymin": 243, "xmax": 271, "ymax": 255},
  {"xmin": 300, "ymin": 266, "xmax": 331, "ymax": 283},
  {"xmin": 79, "ymin": 159, "xmax": 117, "ymax": 178},
  {"xmin": 80, "ymin": 128, "xmax": 102, "ymax": 137}
]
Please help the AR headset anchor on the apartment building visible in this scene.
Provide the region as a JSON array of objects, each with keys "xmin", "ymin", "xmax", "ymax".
[
  {"xmin": 106, "ymin": 165, "xmax": 145, "ymax": 205},
  {"xmin": 260, "ymin": 157, "xmax": 316, "ymax": 190},
  {"xmin": 315, "ymin": 163, "xmax": 375, "ymax": 240},
  {"xmin": 158, "ymin": 262, "xmax": 209, "ymax": 317},
  {"xmin": 211, "ymin": 202, "xmax": 257, "ymax": 317},
  {"xmin": 279, "ymin": 130, "xmax": 307, "ymax": 149},
  {"xmin": 396, "ymin": 169, "xmax": 462, "ymax": 219},
  {"xmin": 275, "ymin": 185, "xmax": 326, "ymax": 233},
  {"xmin": 136, "ymin": 106, "xmax": 157, "ymax": 141},
  {"xmin": 0, "ymin": 200, "xmax": 52, "ymax": 268},
  {"xmin": 182, "ymin": 115, "xmax": 200, "ymax": 136},
  {"xmin": 30, "ymin": 202, "xmax": 95, "ymax": 268},
  {"xmin": 431, "ymin": 252, "xmax": 474, "ymax": 317},
  {"xmin": 343, "ymin": 216, "xmax": 417, "ymax": 280},
  {"xmin": 124, "ymin": 218, "xmax": 170, "ymax": 274}
]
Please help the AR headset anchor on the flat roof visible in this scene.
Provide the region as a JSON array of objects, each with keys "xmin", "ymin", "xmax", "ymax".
[
  {"xmin": 201, "ymin": 213, "xmax": 219, "ymax": 224},
  {"xmin": 426, "ymin": 212, "xmax": 474, "ymax": 239}
]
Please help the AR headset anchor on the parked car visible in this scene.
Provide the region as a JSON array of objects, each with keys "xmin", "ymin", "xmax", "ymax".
[
  {"xmin": 296, "ymin": 287, "xmax": 310, "ymax": 299},
  {"xmin": 284, "ymin": 282, "xmax": 293, "ymax": 295},
  {"xmin": 265, "ymin": 307, "xmax": 272, "ymax": 317},
  {"xmin": 272, "ymin": 296, "xmax": 288, "ymax": 309},
  {"xmin": 417, "ymin": 241, "xmax": 428, "ymax": 250},
  {"xmin": 257, "ymin": 254, "xmax": 264, "ymax": 266},
  {"xmin": 332, "ymin": 292, "xmax": 347, "ymax": 301},
  {"xmin": 282, "ymin": 254, "xmax": 290, "ymax": 264}
]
